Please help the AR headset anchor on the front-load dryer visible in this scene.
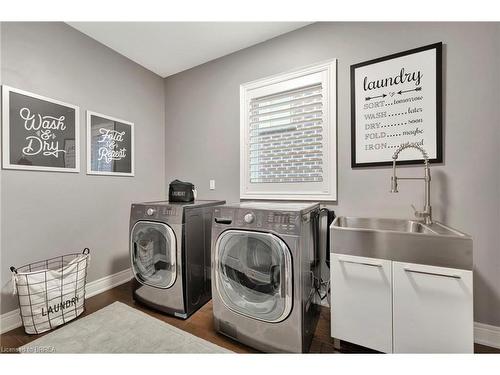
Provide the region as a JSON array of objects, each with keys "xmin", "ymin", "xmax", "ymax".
[
  {"xmin": 211, "ymin": 201, "xmax": 321, "ymax": 353},
  {"xmin": 130, "ymin": 199, "xmax": 225, "ymax": 319}
]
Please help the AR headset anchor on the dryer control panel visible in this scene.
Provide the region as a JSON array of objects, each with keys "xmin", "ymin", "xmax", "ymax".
[
  {"xmin": 265, "ymin": 211, "xmax": 300, "ymax": 234},
  {"xmin": 213, "ymin": 207, "xmax": 301, "ymax": 235}
]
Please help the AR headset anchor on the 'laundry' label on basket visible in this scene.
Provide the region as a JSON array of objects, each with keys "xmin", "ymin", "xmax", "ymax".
[{"xmin": 41, "ymin": 296, "xmax": 79, "ymax": 316}]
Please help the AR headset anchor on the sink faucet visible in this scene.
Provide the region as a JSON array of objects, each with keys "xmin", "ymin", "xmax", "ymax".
[{"xmin": 390, "ymin": 142, "xmax": 433, "ymax": 225}]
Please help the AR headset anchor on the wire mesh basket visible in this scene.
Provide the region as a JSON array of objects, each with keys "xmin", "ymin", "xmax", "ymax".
[{"xmin": 10, "ymin": 248, "xmax": 91, "ymax": 335}]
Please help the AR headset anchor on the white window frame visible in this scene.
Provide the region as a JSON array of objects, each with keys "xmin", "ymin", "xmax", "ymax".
[{"xmin": 240, "ymin": 59, "xmax": 337, "ymax": 201}]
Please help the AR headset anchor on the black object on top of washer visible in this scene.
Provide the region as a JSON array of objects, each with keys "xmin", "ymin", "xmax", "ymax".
[{"xmin": 169, "ymin": 179, "xmax": 195, "ymax": 202}]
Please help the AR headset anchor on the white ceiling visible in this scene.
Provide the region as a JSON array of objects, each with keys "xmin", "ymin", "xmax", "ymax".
[{"xmin": 67, "ymin": 22, "xmax": 310, "ymax": 77}]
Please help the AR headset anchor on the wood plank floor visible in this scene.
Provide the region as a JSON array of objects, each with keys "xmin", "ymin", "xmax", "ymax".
[{"xmin": 1, "ymin": 280, "xmax": 498, "ymax": 354}]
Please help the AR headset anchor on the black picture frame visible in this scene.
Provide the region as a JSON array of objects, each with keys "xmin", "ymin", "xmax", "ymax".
[{"xmin": 350, "ymin": 42, "xmax": 443, "ymax": 168}]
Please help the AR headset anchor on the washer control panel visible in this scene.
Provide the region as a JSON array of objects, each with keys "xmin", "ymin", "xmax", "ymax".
[
  {"xmin": 161, "ymin": 206, "xmax": 177, "ymax": 216},
  {"xmin": 130, "ymin": 204, "xmax": 182, "ymax": 224},
  {"xmin": 142, "ymin": 205, "xmax": 178, "ymax": 218}
]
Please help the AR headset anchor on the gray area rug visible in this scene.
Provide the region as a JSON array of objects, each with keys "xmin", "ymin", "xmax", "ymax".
[{"xmin": 20, "ymin": 302, "xmax": 232, "ymax": 353}]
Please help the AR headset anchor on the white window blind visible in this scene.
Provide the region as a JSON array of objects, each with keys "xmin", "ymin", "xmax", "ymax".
[
  {"xmin": 240, "ymin": 60, "xmax": 337, "ymax": 201},
  {"xmin": 249, "ymin": 83, "xmax": 324, "ymax": 184}
]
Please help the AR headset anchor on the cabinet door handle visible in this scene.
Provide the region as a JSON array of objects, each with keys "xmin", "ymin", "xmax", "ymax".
[
  {"xmin": 404, "ymin": 268, "xmax": 461, "ymax": 279},
  {"xmin": 338, "ymin": 258, "xmax": 383, "ymax": 267}
]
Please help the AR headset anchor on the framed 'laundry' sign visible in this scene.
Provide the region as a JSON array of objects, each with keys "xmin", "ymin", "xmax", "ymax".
[
  {"xmin": 86, "ymin": 111, "xmax": 134, "ymax": 176},
  {"xmin": 2, "ymin": 86, "xmax": 80, "ymax": 172},
  {"xmin": 351, "ymin": 43, "xmax": 443, "ymax": 168}
]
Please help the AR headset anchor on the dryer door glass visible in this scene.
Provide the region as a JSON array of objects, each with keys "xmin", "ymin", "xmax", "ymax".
[
  {"xmin": 131, "ymin": 221, "xmax": 176, "ymax": 289},
  {"xmin": 215, "ymin": 230, "xmax": 292, "ymax": 323}
]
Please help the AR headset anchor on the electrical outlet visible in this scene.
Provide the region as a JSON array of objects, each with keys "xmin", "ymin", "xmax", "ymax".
[{"xmin": 209, "ymin": 179, "xmax": 215, "ymax": 190}]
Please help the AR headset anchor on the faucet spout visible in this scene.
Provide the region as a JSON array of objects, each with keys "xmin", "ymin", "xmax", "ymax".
[
  {"xmin": 390, "ymin": 159, "xmax": 399, "ymax": 193},
  {"xmin": 390, "ymin": 142, "xmax": 433, "ymax": 225}
]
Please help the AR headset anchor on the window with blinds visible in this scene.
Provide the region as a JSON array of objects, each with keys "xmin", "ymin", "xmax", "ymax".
[
  {"xmin": 240, "ymin": 60, "xmax": 337, "ymax": 201},
  {"xmin": 249, "ymin": 83, "xmax": 324, "ymax": 184}
]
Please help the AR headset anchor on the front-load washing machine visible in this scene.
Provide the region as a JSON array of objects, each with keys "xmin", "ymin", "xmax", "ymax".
[
  {"xmin": 211, "ymin": 201, "xmax": 321, "ymax": 353},
  {"xmin": 130, "ymin": 199, "xmax": 225, "ymax": 318}
]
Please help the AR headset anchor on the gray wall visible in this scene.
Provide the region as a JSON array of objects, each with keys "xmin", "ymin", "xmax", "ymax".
[
  {"xmin": 0, "ymin": 22, "xmax": 166, "ymax": 314},
  {"xmin": 164, "ymin": 22, "xmax": 500, "ymax": 326}
]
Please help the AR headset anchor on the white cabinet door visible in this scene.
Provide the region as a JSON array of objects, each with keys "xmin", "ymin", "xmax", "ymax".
[
  {"xmin": 331, "ymin": 254, "xmax": 393, "ymax": 353},
  {"xmin": 393, "ymin": 261, "xmax": 473, "ymax": 353}
]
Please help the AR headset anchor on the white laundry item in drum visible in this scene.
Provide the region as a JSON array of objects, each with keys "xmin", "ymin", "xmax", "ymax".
[
  {"xmin": 137, "ymin": 240, "xmax": 155, "ymax": 277},
  {"xmin": 12, "ymin": 254, "xmax": 90, "ymax": 334}
]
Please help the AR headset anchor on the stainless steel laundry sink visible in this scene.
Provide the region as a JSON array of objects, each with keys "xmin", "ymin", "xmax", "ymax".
[{"xmin": 331, "ymin": 217, "xmax": 473, "ymax": 270}]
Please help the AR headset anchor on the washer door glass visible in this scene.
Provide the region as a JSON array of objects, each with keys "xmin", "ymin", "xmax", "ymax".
[
  {"xmin": 131, "ymin": 221, "xmax": 176, "ymax": 289},
  {"xmin": 215, "ymin": 230, "xmax": 292, "ymax": 323}
]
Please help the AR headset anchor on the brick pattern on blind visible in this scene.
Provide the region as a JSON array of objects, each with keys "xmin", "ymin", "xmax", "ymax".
[{"xmin": 249, "ymin": 83, "xmax": 324, "ymax": 183}]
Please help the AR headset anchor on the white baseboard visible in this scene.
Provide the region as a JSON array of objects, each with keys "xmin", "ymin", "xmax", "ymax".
[
  {"xmin": 0, "ymin": 267, "xmax": 133, "ymax": 334},
  {"xmin": 474, "ymin": 322, "xmax": 500, "ymax": 349},
  {"xmin": 85, "ymin": 268, "xmax": 133, "ymax": 299},
  {"xmin": 0, "ymin": 309, "xmax": 24, "ymax": 336}
]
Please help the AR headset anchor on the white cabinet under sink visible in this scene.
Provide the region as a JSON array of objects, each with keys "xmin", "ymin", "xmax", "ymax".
[
  {"xmin": 331, "ymin": 254, "xmax": 393, "ymax": 353},
  {"xmin": 392, "ymin": 261, "xmax": 473, "ymax": 353},
  {"xmin": 330, "ymin": 253, "xmax": 474, "ymax": 353}
]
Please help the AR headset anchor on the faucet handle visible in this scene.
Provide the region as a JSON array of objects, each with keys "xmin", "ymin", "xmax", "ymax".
[
  {"xmin": 411, "ymin": 204, "xmax": 423, "ymax": 218},
  {"xmin": 411, "ymin": 204, "xmax": 428, "ymax": 220}
]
